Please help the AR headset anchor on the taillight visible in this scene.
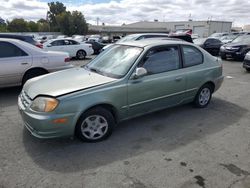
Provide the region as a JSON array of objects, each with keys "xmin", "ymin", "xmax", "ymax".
[
  {"xmin": 36, "ymin": 43, "xmax": 43, "ymax": 48},
  {"xmin": 64, "ymin": 57, "xmax": 70, "ymax": 62}
]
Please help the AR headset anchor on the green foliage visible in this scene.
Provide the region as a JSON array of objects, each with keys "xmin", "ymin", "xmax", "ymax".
[
  {"xmin": 47, "ymin": 1, "xmax": 66, "ymax": 31},
  {"xmin": 28, "ymin": 21, "xmax": 39, "ymax": 32},
  {"xmin": 0, "ymin": 23, "xmax": 7, "ymax": 32},
  {"xmin": 2, "ymin": 1, "xmax": 88, "ymax": 34},
  {"xmin": 7, "ymin": 18, "xmax": 29, "ymax": 32},
  {"xmin": 56, "ymin": 10, "xmax": 88, "ymax": 36}
]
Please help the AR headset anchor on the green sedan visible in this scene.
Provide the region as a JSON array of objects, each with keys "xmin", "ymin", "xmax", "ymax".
[{"xmin": 18, "ymin": 40, "xmax": 223, "ymax": 142}]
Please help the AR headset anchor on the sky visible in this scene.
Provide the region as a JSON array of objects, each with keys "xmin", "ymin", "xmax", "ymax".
[{"xmin": 0, "ymin": 0, "xmax": 249, "ymax": 27}]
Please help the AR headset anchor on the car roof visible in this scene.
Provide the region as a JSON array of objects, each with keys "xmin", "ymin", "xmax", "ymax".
[
  {"xmin": 117, "ymin": 39, "xmax": 191, "ymax": 48},
  {"xmin": 0, "ymin": 38, "xmax": 24, "ymax": 42}
]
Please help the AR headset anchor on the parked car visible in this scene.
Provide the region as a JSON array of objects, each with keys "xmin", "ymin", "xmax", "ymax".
[
  {"xmin": 0, "ymin": 38, "xmax": 73, "ymax": 88},
  {"xmin": 84, "ymin": 41, "xmax": 106, "ymax": 54},
  {"xmin": 43, "ymin": 39, "xmax": 94, "ymax": 59},
  {"xmin": 210, "ymin": 32, "xmax": 229, "ymax": 39},
  {"xmin": 18, "ymin": 39, "xmax": 223, "ymax": 142},
  {"xmin": 220, "ymin": 35, "xmax": 238, "ymax": 44},
  {"xmin": 243, "ymin": 51, "xmax": 250, "ymax": 72},
  {"xmin": 168, "ymin": 33, "xmax": 193, "ymax": 43},
  {"xmin": 0, "ymin": 34, "xmax": 43, "ymax": 48},
  {"xmin": 72, "ymin": 35, "xmax": 87, "ymax": 42},
  {"xmin": 88, "ymin": 35, "xmax": 102, "ymax": 43},
  {"xmin": 194, "ymin": 38, "xmax": 223, "ymax": 56},
  {"xmin": 101, "ymin": 33, "xmax": 169, "ymax": 51},
  {"xmin": 220, "ymin": 35, "xmax": 250, "ymax": 61},
  {"xmin": 56, "ymin": 35, "xmax": 67, "ymax": 39}
]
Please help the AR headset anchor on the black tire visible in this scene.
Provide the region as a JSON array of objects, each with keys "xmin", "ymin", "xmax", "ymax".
[
  {"xmin": 221, "ymin": 54, "xmax": 226, "ymax": 60},
  {"xmin": 76, "ymin": 50, "xmax": 86, "ymax": 60},
  {"xmin": 22, "ymin": 69, "xmax": 47, "ymax": 85},
  {"xmin": 246, "ymin": 68, "xmax": 250, "ymax": 72},
  {"xmin": 75, "ymin": 107, "xmax": 115, "ymax": 142},
  {"xmin": 194, "ymin": 84, "xmax": 213, "ymax": 108}
]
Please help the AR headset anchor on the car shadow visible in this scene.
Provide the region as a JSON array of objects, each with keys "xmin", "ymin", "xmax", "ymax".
[
  {"xmin": 0, "ymin": 87, "xmax": 22, "ymax": 107},
  {"xmin": 22, "ymin": 97, "xmax": 248, "ymax": 173}
]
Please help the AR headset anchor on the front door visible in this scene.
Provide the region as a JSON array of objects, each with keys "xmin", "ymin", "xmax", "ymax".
[
  {"xmin": 0, "ymin": 41, "xmax": 32, "ymax": 87},
  {"xmin": 127, "ymin": 45, "xmax": 186, "ymax": 118}
]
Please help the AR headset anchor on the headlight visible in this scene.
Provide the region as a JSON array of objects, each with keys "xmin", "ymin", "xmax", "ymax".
[{"xmin": 30, "ymin": 97, "xmax": 59, "ymax": 112}]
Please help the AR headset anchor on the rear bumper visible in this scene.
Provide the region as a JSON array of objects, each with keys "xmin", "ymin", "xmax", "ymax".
[{"xmin": 214, "ymin": 76, "xmax": 224, "ymax": 92}]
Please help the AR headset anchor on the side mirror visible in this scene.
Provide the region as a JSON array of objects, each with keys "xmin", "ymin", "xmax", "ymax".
[
  {"xmin": 132, "ymin": 67, "xmax": 147, "ymax": 79},
  {"xmin": 47, "ymin": 44, "xmax": 52, "ymax": 47}
]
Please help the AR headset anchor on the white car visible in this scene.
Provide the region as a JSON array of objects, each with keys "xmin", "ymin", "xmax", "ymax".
[
  {"xmin": 0, "ymin": 38, "xmax": 73, "ymax": 88},
  {"xmin": 43, "ymin": 39, "xmax": 94, "ymax": 59}
]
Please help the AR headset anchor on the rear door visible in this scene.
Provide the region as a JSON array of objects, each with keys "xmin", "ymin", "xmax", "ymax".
[
  {"xmin": 180, "ymin": 45, "xmax": 205, "ymax": 100},
  {"xmin": 127, "ymin": 45, "xmax": 186, "ymax": 118},
  {"xmin": 0, "ymin": 41, "xmax": 32, "ymax": 87}
]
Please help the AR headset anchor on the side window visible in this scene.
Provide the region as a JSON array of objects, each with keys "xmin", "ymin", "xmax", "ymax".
[
  {"xmin": 0, "ymin": 42, "xmax": 28, "ymax": 58},
  {"xmin": 182, "ymin": 45, "xmax": 203, "ymax": 67},
  {"xmin": 139, "ymin": 46, "xmax": 180, "ymax": 75},
  {"xmin": 51, "ymin": 40, "xmax": 64, "ymax": 46},
  {"xmin": 69, "ymin": 40, "xmax": 79, "ymax": 45}
]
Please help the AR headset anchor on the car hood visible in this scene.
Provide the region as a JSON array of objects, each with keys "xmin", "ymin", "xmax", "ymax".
[
  {"xmin": 224, "ymin": 42, "xmax": 246, "ymax": 47},
  {"xmin": 24, "ymin": 67, "xmax": 117, "ymax": 99}
]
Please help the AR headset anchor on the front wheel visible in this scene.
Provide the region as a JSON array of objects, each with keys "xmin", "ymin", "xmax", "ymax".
[
  {"xmin": 194, "ymin": 84, "xmax": 213, "ymax": 108},
  {"xmin": 76, "ymin": 50, "xmax": 86, "ymax": 60},
  {"xmin": 75, "ymin": 107, "xmax": 115, "ymax": 142},
  {"xmin": 221, "ymin": 54, "xmax": 226, "ymax": 60}
]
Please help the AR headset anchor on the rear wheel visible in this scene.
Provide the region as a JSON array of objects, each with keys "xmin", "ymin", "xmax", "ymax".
[
  {"xmin": 22, "ymin": 69, "xmax": 47, "ymax": 85},
  {"xmin": 76, "ymin": 50, "xmax": 86, "ymax": 60},
  {"xmin": 75, "ymin": 107, "xmax": 115, "ymax": 142},
  {"xmin": 194, "ymin": 84, "xmax": 213, "ymax": 108}
]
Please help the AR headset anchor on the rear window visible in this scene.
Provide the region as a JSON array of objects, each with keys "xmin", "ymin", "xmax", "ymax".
[{"xmin": 182, "ymin": 45, "xmax": 203, "ymax": 67}]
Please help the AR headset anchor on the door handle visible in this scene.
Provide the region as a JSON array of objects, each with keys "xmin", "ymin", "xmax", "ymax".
[
  {"xmin": 21, "ymin": 62, "xmax": 28, "ymax": 65},
  {"xmin": 175, "ymin": 77, "xmax": 182, "ymax": 81}
]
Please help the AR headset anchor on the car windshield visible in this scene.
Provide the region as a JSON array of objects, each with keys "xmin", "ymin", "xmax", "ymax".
[
  {"xmin": 194, "ymin": 38, "xmax": 206, "ymax": 45},
  {"xmin": 231, "ymin": 35, "xmax": 250, "ymax": 43},
  {"xmin": 221, "ymin": 35, "xmax": 237, "ymax": 40},
  {"xmin": 117, "ymin": 35, "xmax": 139, "ymax": 43},
  {"xmin": 85, "ymin": 45, "xmax": 143, "ymax": 78}
]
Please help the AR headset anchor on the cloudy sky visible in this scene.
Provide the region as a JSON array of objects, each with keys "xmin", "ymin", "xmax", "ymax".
[{"xmin": 0, "ymin": 0, "xmax": 249, "ymax": 26}]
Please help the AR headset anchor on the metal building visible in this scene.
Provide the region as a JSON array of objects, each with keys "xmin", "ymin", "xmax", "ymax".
[{"xmin": 89, "ymin": 20, "xmax": 232, "ymax": 38}]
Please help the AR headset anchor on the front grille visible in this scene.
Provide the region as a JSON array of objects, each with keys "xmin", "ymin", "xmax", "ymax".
[{"xmin": 20, "ymin": 90, "xmax": 32, "ymax": 109}]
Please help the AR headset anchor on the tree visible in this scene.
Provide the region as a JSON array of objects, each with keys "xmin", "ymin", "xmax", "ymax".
[
  {"xmin": 71, "ymin": 11, "xmax": 88, "ymax": 35},
  {"xmin": 37, "ymin": 19, "xmax": 50, "ymax": 32},
  {"xmin": 0, "ymin": 24, "xmax": 7, "ymax": 32},
  {"xmin": 7, "ymin": 18, "xmax": 29, "ymax": 32},
  {"xmin": 56, "ymin": 10, "xmax": 88, "ymax": 36},
  {"xmin": 47, "ymin": 1, "xmax": 66, "ymax": 31},
  {"xmin": 28, "ymin": 21, "xmax": 39, "ymax": 32}
]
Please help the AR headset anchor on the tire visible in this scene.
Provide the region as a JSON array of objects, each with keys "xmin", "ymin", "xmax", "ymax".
[
  {"xmin": 75, "ymin": 107, "xmax": 115, "ymax": 142},
  {"xmin": 194, "ymin": 84, "xmax": 213, "ymax": 108},
  {"xmin": 221, "ymin": 54, "xmax": 226, "ymax": 60},
  {"xmin": 246, "ymin": 68, "xmax": 250, "ymax": 72},
  {"xmin": 76, "ymin": 50, "xmax": 86, "ymax": 60},
  {"xmin": 22, "ymin": 69, "xmax": 47, "ymax": 85}
]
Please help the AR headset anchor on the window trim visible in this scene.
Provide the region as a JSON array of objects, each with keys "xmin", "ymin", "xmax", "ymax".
[
  {"xmin": 180, "ymin": 44, "xmax": 204, "ymax": 68},
  {"xmin": 136, "ymin": 44, "xmax": 182, "ymax": 76},
  {"xmin": 0, "ymin": 41, "xmax": 28, "ymax": 58}
]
